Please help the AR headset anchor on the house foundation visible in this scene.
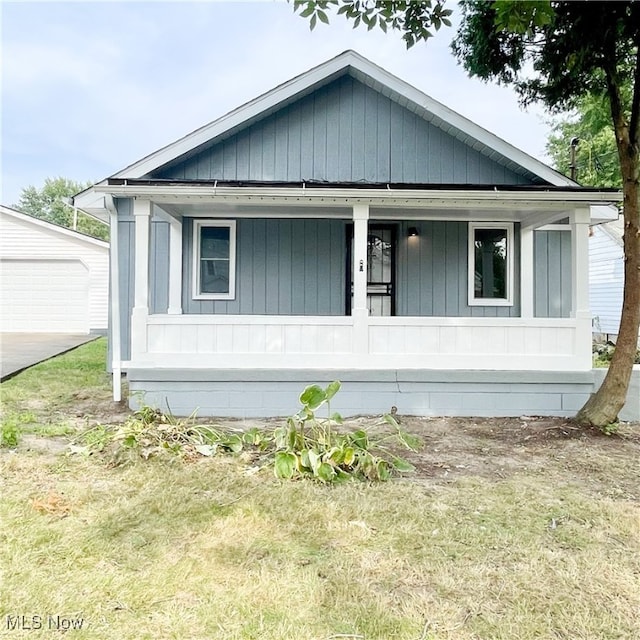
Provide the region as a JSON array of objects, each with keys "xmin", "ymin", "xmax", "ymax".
[{"xmin": 128, "ymin": 366, "xmax": 640, "ymax": 421}]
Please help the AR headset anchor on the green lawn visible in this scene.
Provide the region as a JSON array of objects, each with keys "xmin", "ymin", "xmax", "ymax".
[{"xmin": 1, "ymin": 340, "xmax": 639, "ymax": 639}]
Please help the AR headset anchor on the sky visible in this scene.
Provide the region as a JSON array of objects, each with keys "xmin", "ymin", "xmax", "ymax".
[{"xmin": 1, "ymin": 0, "xmax": 557, "ymax": 207}]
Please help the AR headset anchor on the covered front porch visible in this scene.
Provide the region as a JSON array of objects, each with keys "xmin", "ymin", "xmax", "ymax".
[{"xmin": 103, "ymin": 182, "xmax": 618, "ymax": 406}]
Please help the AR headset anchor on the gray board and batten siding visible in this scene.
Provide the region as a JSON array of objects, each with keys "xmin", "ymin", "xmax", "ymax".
[
  {"xmin": 114, "ymin": 199, "xmax": 572, "ymax": 360},
  {"xmin": 149, "ymin": 75, "xmax": 534, "ymax": 186},
  {"xmin": 396, "ymin": 220, "xmax": 522, "ymax": 317},
  {"xmin": 182, "ymin": 218, "xmax": 346, "ymax": 316},
  {"xmin": 534, "ymin": 229, "xmax": 572, "ymax": 318}
]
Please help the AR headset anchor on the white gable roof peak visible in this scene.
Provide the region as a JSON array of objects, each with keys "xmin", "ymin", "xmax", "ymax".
[
  {"xmin": 0, "ymin": 204, "xmax": 109, "ymax": 249},
  {"xmin": 111, "ymin": 50, "xmax": 574, "ymax": 187}
]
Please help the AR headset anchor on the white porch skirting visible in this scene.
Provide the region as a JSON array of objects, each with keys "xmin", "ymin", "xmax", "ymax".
[
  {"xmin": 132, "ymin": 314, "xmax": 593, "ymax": 372},
  {"xmin": 127, "ymin": 366, "xmax": 640, "ymax": 421}
]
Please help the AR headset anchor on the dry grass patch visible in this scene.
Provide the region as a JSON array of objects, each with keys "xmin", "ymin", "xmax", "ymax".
[{"xmin": 1, "ymin": 451, "xmax": 639, "ymax": 639}]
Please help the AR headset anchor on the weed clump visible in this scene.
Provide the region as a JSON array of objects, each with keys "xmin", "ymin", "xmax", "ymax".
[
  {"xmin": 0, "ymin": 418, "xmax": 19, "ymax": 448},
  {"xmin": 75, "ymin": 382, "xmax": 418, "ymax": 483}
]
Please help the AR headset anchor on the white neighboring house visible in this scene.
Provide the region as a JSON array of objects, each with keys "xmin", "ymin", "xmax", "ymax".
[
  {"xmin": 589, "ymin": 217, "xmax": 628, "ymax": 341},
  {"xmin": 0, "ymin": 205, "xmax": 109, "ymax": 334}
]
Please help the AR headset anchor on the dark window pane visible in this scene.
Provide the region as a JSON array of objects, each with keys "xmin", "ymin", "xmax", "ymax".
[
  {"xmin": 201, "ymin": 226, "xmax": 230, "ymax": 259},
  {"xmin": 474, "ymin": 228, "xmax": 507, "ymax": 299},
  {"xmin": 200, "ymin": 259, "xmax": 229, "ymax": 294}
]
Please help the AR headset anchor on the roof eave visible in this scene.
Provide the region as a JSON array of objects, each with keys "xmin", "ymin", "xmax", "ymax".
[
  {"xmin": 72, "ymin": 186, "xmax": 110, "ymax": 224},
  {"xmin": 92, "ymin": 182, "xmax": 621, "ymax": 205}
]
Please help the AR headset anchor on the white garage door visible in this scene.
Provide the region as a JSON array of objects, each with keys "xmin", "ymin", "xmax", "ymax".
[{"xmin": 0, "ymin": 259, "xmax": 90, "ymax": 333}]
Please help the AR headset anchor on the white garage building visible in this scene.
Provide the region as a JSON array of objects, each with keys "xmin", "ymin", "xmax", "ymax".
[{"xmin": 0, "ymin": 205, "xmax": 109, "ymax": 333}]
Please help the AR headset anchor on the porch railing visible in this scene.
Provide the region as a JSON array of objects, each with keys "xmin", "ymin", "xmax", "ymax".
[{"xmin": 130, "ymin": 313, "xmax": 592, "ymax": 371}]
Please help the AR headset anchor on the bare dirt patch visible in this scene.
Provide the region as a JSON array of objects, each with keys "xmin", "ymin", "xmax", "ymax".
[
  {"xmin": 380, "ymin": 415, "xmax": 640, "ymax": 500},
  {"xmin": 64, "ymin": 394, "xmax": 131, "ymax": 425},
  {"xmin": 6, "ymin": 386, "xmax": 640, "ymax": 502},
  {"xmin": 182, "ymin": 412, "xmax": 640, "ymax": 499}
]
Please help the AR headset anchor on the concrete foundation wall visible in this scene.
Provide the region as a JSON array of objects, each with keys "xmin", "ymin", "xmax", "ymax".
[{"xmin": 127, "ymin": 367, "xmax": 640, "ymax": 421}]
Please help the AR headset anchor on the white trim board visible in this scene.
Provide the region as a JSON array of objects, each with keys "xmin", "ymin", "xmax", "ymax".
[
  {"xmin": 93, "ymin": 184, "xmax": 620, "ymax": 203},
  {"xmin": 192, "ymin": 219, "xmax": 237, "ymax": 300},
  {"xmin": 467, "ymin": 222, "xmax": 515, "ymax": 307}
]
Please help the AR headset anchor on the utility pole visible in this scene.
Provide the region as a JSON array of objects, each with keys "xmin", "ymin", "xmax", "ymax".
[{"xmin": 569, "ymin": 137, "xmax": 580, "ymax": 181}]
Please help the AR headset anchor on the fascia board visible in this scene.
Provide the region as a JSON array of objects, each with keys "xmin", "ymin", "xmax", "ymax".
[
  {"xmin": 589, "ymin": 203, "xmax": 620, "ymax": 225},
  {"xmin": 109, "ymin": 50, "xmax": 574, "ymax": 187},
  {"xmin": 0, "ymin": 205, "xmax": 109, "ymax": 248},
  {"xmin": 82, "ymin": 208, "xmax": 110, "ymax": 224},
  {"xmin": 92, "ymin": 183, "xmax": 621, "ymax": 205},
  {"xmin": 593, "ymin": 212, "xmax": 624, "ymax": 244},
  {"xmin": 73, "ymin": 185, "xmax": 106, "ymax": 208},
  {"xmin": 72, "ymin": 187, "xmax": 110, "ymax": 223}
]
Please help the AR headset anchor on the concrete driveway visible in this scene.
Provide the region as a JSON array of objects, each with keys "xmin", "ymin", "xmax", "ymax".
[{"xmin": 0, "ymin": 333, "xmax": 99, "ymax": 381}]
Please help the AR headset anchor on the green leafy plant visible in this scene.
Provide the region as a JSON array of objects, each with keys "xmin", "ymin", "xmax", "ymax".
[
  {"xmin": 272, "ymin": 381, "xmax": 417, "ymax": 483},
  {"xmin": 0, "ymin": 419, "xmax": 20, "ymax": 448},
  {"xmin": 79, "ymin": 424, "xmax": 114, "ymax": 453},
  {"xmin": 600, "ymin": 422, "xmax": 620, "ymax": 437}
]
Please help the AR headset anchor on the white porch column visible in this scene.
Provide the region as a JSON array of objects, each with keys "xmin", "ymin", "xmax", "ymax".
[
  {"xmin": 352, "ymin": 204, "xmax": 369, "ymax": 355},
  {"xmin": 106, "ymin": 196, "xmax": 122, "ymax": 402},
  {"xmin": 167, "ymin": 218, "xmax": 183, "ymax": 315},
  {"xmin": 571, "ymin": 207, "xmax": 592, "ymax": 369},
  {"xmin": 520, "ymin": 227, "xmax": 534, "ymax": 318},
  {"xmin": 571, "ymin": 207, "xmax": 590, "ymax": 316},
  {"xmin": 132, "ymin": 198, "xmax": 151, "ymax": 358}
]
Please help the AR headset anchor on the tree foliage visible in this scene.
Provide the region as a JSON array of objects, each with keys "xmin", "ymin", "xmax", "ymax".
[
  {"xmin": 16, "ymin": 177, "xmax": 109, "ymax": 241},
  {"xmin": 546, "ymin": 93, "xmax": 621, "ymax": 189},
  {"xmin": 292, "ymin": 0, "xmax": 452, "ymax": 47},
  {"xmin": 452, "ymin": 2, "xmax": 639, "ymax": 112},
  {"xmin": 293, "ymin": 0, "xmax": 640, "ymax": 427}
]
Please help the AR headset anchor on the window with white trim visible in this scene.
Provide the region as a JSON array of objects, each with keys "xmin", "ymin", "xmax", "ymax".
[
  {"xmin": 468, "ymin": 222, "xmax": 514, "ymax": 306},
  {"xmin": 193, "ymin": 220, "xmax": 236, "ymax": 300}
]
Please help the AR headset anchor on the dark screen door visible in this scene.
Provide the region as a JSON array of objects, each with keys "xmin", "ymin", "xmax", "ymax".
[{"xmin": 346, "ymin": 225, "xmax": 396, "ymax": 316}]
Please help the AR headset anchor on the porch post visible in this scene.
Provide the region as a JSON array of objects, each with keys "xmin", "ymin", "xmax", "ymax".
[
  {"xmin": 106, "ymin": 196, "xmax": 122, "ymax": 402},
  {"xmin": 352, "ymin": 204, "xmax": 369, "ymax": 355},
  {"xmin": 131, "ymin": 198, "xmax": 151, "ymax": 358},
  {"xmin": 167, "ymin": 218, "xmax": 183, "ymax": 314},
  {"xmin": 571, "ymin": 206, "xmax": 592, "ymax": 368},
  {"xmin": 520, "ymin": 227, "xmax": 534, "ymax": 318}
]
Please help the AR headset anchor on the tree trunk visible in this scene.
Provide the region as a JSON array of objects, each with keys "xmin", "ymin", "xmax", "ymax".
[{"xmin": 576, "ymin": 153, "xmax": 640, "ymax": 426}]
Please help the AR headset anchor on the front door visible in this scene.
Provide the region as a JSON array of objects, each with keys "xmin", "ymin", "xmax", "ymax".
[{"xmin": 346, "ymin": 224, "xmax": 396, "ymax": 316}]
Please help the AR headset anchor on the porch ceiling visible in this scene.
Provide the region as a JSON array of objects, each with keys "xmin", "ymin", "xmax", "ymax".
[{"xmin": 155, "ymin": 200, "xmax": 573, "ymax": 225}]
